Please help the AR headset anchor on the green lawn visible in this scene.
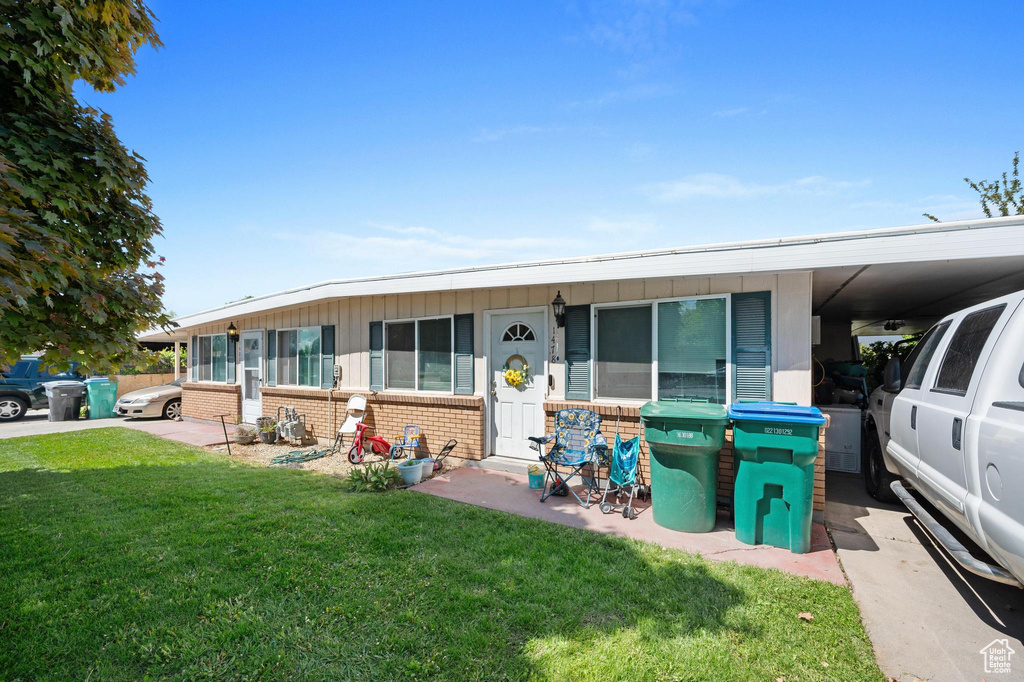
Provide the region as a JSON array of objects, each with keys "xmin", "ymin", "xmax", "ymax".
[{"xmin": 0, "ymin": 429, "xmax": 881, "ymax": 681}]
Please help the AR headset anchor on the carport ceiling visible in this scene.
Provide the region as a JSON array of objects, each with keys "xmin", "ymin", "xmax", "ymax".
[{"xmin": 813, "ymin": 255, "xmax": 1024, "ymax": 335}]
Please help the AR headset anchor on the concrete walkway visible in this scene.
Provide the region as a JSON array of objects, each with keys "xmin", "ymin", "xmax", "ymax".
[
  {"xmin": 827, "ymin": 473, "xmax": 1024, "ymax": 682},
  {"xmin": 0, "ymin": 410, "xmax": 232, "ymax": 447},
  {"xmin": 415, "ymin": 467, "xmax": 845, "ymax": 585}
]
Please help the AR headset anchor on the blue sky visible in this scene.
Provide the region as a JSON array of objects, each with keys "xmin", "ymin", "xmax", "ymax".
[{"xmin": 76, "ymin": 1, "xmax": 1024, "ymax": 317}]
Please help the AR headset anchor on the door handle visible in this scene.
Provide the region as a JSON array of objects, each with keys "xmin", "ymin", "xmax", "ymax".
[
  {"xmin": 911, "ymin": 405, "xmax": 917, "ymax": 430},
  {"xmin": 952, "ymin": 417, "xmax": 962, "ymax": 450}
]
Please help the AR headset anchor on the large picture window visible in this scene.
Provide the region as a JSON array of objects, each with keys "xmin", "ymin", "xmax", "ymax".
[
  {"xmin": 276, "ymin": 327, "xmax": 321, "ymax": 388},
  {"xmin": 592, "ymin": 295, "xmax": 731, "ymax": 404},
  {"xmin": 658, "ymin": 298, "xmax": 727, "ymax": 403},
  {"xmin": 384, "ymin": 317, "xmax": 453, "ymax": 392},
  {"xmin": 196, "ymin": 334, "xmax": 227, "ymax": 382}
]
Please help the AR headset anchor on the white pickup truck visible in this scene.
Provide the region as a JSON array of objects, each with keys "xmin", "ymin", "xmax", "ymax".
[{"xmin": 863, "ymin": 289, "xmax": 1024, "ymax": 586}]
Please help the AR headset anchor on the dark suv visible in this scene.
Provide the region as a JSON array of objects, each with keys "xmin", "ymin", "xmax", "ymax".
[{"xmin": 0, "ymin": 357, "xmax": 84, "ymax": 422}]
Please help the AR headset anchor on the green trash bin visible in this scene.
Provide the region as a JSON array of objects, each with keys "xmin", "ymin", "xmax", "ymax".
[
  {"xmin": 85, "ymin": 377, "xmax": 118, "ymax": 419},
  {"xmin": 640, "ymin": 399, "xmax": 729, "ymax": 533},
  {"xmin": 727, "ymin": 401, "xmax": 826, "ymax": 554}
]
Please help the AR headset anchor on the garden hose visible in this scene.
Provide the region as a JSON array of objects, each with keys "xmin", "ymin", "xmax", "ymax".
[{"xmin": 271, "ymin": 448, "xmax": 333, "ymax": 465}]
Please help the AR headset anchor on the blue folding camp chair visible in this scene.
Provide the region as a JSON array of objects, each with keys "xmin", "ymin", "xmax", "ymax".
[{"xmin": 528, "ymin": 408, "xmax": 605, "ymax": 508}]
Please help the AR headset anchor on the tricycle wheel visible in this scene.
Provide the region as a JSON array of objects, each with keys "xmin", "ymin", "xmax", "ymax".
[{"xmin": 347, "ymin": 445, "xmax": 363, "ymax": 464}]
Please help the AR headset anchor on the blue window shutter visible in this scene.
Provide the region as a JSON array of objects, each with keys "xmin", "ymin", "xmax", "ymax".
[
  {"xmin": 225, "ymin": 334, "xmax": 236, "ymax": 383},
  {"xmin": 369, "ymin": 321, "xmax": 384, "ymax": 390},
  {"xmin": 454, "ymin": 314, "xmax": 474, "ymax": 395},
  {"xmin": 267, "ymin": 330, "xmax": 277, "ymax": 387},
  {"xmin": 564, "ymin": 305, "xmax": 591, "ymax": 400},
  {"xmin": 190, "ymin": 335, "xmax": 198, "ymax": 381},
  {"xmin": 732, "ymin": 292, "xmax": 771, "ymax": 400},
  {"xmin": 321, "ymin": 325, "xmax": 335, "ymax": 389}
]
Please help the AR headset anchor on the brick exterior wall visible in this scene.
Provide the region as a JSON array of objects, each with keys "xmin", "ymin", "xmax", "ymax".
[
  {"xmin": 258, "ymin": 387, "xmax": 485, "ymax": 460},
  {"xmin": 544, "ymin": 401, "xmax": 826, "ymax": 513},
  {"xmin": 181, "ymin": 382, "xmax": 241, "ymax": 423}
]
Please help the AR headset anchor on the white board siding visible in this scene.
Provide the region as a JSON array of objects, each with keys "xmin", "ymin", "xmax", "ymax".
[{"xmin": 178, "ymin": 272, "xmax": 811, "ymax": 405}]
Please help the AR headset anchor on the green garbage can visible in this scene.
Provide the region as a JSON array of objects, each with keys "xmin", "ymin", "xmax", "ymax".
[
  {"xmin": 640, "ymin": 399, "xmax": 729, "ymax": 533},
  {"xmin": 727, "ymin": 401, "xmax": 826, "ymax": 554},
  {"xmin": 85, "ymin": 377, "xmax": 118, "ymax": 419}
]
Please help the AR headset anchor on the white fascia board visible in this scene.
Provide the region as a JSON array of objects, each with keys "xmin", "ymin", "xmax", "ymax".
[{"xmin": 166, "ymin": 216, "xmax": 1024, "ymax": 330}]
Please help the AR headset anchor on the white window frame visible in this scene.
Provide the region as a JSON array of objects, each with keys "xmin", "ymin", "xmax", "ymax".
[
  {"xmin": 590, "ymin": 293, "xmax": 732, "ymax": 405},
  {"xmin": 383, "ymin": 315, "xmax": 455, "ymax": 394},
  {"xmin": 194, "ymin": 333, "xmax": 229, "ymax": 383},
  {"xmin": 275, "ymin": 326, "xmax": 321, "ymax": 388}
]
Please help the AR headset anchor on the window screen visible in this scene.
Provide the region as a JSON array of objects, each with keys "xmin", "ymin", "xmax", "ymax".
[
  {"xmin": 418, "ymin": 318, "xmax": 452, "ymax": 391},
  {"xmin": 386, "ymin": 322, "xmax": 415, "ymax": 389},
  {"xmin": 277, "ymin": 330, "xmax": 297, "ymax": 386},
  {"xmin": 596, "ymin": 306, "xmax": 652, "ymax": 399},
  {"xmin": 198, "ymin": 337, "xmax": 212, "ymax": 381},
  {"xmin": 658, "ymin": 298, "xmax": 727, "ymax": 403},
  {"xmin": 297, "ymin": 327, "xmax": 321, "ymax": 387},
  {"xmin": 934, "ymin": 305, "xmax": 1006, "ymax": 395},
  {"xmin": 211, "ymin": 335, "xmax": 227, "ymax": 382},
  {"xmin": 903, "ymin": 322, "xmax": 950, "ymax": 390}
]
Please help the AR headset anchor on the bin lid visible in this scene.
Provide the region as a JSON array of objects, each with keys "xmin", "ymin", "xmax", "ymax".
[
  {"xmin": 727, "ymin": 401, "xmax": 826, "ymax": 425},
  {"xmin": 84, "ymin": 377, "xmax": 110, "ymax": 383},
  {"xmin": 43, "ymin": 380, "xmax": 87, "ymax": 395},
  {"xmin": 640, "ymin": 399, "xmax": 729, "ymax": 424}
]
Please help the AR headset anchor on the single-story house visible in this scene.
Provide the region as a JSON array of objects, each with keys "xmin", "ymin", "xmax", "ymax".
[{"xmin": 142, "ymin": 216, "xmax": 1024, "ymax": 518}]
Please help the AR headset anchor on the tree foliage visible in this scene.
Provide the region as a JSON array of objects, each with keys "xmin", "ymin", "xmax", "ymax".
[
  {"xmin": 925, "ymin": 151, "xmax": 1023, "ymax": 222},
  {"xmin": 0, "ymin": 0, "xmax": 171, "ymax": 372}
]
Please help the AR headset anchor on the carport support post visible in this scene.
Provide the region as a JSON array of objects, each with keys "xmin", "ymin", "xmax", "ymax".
[{"xmin": 173, "ymin": 341, "xmax": 180, "ymax": 381}]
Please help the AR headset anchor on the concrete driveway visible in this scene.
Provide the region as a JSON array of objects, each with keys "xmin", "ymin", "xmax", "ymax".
[
  {"xmin": 0, "ymin": 409, "xmax": 232, "ymax": 447},
  {"xmin": 827, "ymin": 473, "xmax": 1024, "ymax": 681}
]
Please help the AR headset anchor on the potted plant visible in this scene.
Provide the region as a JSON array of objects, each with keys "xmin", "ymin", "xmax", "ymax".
[
  {"xmin": 259, "ymin": 420, "xmax": 278, "ymax": 444},
  {"xmin": 396, "ymin": 458, "xmax": 422, "ymax": 486},
  {"xmin": 234, "ymin": 422, "xmax": 258, "ymax": 445}
]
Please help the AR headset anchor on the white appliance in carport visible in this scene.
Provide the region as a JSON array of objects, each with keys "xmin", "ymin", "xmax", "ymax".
[{"xmin": 821, "ymin": 405, "xmax": 862, "ymax": 473}]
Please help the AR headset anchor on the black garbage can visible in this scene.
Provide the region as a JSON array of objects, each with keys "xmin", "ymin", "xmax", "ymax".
[{"xmin": 44, "ymin": 381, "xmax": 87, "ymax": 421}]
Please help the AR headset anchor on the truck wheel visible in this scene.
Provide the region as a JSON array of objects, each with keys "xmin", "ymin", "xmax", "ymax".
[
  {"xmin": 863, "ymin": 427, "xmax": 897, "ymax": 502},
  {"xmin": 0, "ymin": 396, "xmax": 28, "ymax": 422}
]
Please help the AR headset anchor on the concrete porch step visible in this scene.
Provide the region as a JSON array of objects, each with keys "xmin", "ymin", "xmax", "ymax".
[{"xmin": 464, "ymin": 455, "xmax": 536, "ymax": 475}]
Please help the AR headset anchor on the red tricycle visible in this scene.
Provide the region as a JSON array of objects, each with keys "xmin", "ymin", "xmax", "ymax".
[{"xmin": 344, "ymin": 423, "xmax": 422, "ymax": 464}]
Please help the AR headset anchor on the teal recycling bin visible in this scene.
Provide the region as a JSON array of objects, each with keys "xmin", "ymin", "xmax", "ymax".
[
  {"xmin": 728, "ymin": 401, "xmax": 826, "ymax": 554},
  {"xmin": 85, "ymin": 377, "xmax": 118, "ymax": 419}
]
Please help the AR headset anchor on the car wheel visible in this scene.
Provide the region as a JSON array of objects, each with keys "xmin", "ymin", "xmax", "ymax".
[
  {"xmin": 162, "ymin": 399, "xmax": 182, "ymax": 420},
  {"xmin": 0, "ymin": 396, "xmax": 28, "ymax": 422},
  {"xmin": 863, "ymin": 427, "xmax": 897, "ymax": 502}
]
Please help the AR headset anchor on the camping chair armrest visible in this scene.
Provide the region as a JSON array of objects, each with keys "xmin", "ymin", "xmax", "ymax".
[{"xmin": 527, "ymin": 435, "xmax": 554, "ymax": 444}]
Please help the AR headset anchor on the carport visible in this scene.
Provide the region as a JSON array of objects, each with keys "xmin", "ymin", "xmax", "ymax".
[{"xmin": 807, "ymin": 215, "xmax": 1024, "ymax": 681}]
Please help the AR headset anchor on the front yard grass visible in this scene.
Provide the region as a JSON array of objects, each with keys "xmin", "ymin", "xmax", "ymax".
[{"xmin": 0, "ymin": 428, "xmax": 881, "ymax": 680}]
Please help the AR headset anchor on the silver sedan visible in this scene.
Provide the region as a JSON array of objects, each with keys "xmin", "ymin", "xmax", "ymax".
[{"xmin": 115, "ymin": 378, "xmax": 183, "ymax": 419}]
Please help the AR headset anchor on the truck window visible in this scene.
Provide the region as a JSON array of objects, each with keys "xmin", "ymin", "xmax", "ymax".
[
  {"xmin": 934, "ymin": 304, "xmax": 1006, "ymax": 396},
  {"xmin": 903, "ymin": 322, "xmax": 950, "ymax": 390}
]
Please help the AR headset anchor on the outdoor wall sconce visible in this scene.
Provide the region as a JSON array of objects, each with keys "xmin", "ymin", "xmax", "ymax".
[
  {"xmin": 551, "ymin": 291, "xmax": 566, "ymax": 328},
  {"xmin": 227, "ymin": 322, "xmax": 239, "ymax": 343}
]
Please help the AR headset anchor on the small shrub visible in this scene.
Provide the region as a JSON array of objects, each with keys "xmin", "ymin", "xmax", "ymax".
[{"xmin": 345, "ymin": 462, "xmax": 401, "ymax": 492}]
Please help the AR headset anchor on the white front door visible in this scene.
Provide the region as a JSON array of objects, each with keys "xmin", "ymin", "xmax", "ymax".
[
  {"xmin": 241, "ymin": 330, "xmax": 263, "ymax": 424},
  {"xmin": 490, "ymin": 311, "xmax": 546, "ymax": 459}
]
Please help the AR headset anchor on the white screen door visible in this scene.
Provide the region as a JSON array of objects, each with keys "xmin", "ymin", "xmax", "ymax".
[
  {"xmin": 490, "ymin": 311, "xmax": 545, "ymax": 459},
  {"xmin": 240, "ymin": 330, "xmax": 263, "ymax": 424}
]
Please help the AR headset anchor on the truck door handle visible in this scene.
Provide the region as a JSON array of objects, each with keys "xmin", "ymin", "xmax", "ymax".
[
  {"xmin": 952, "ymin": 417, "xmax": 962, "ymax": 450},
  {"xmin": 911, "ymin": 405, "xmax": 917, "ymax": 430}
]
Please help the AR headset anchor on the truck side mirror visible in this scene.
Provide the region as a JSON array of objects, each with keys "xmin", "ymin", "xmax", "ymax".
[{"xmin": 883, "ymin": 357, "xmax": 902, "ymax": 393}]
